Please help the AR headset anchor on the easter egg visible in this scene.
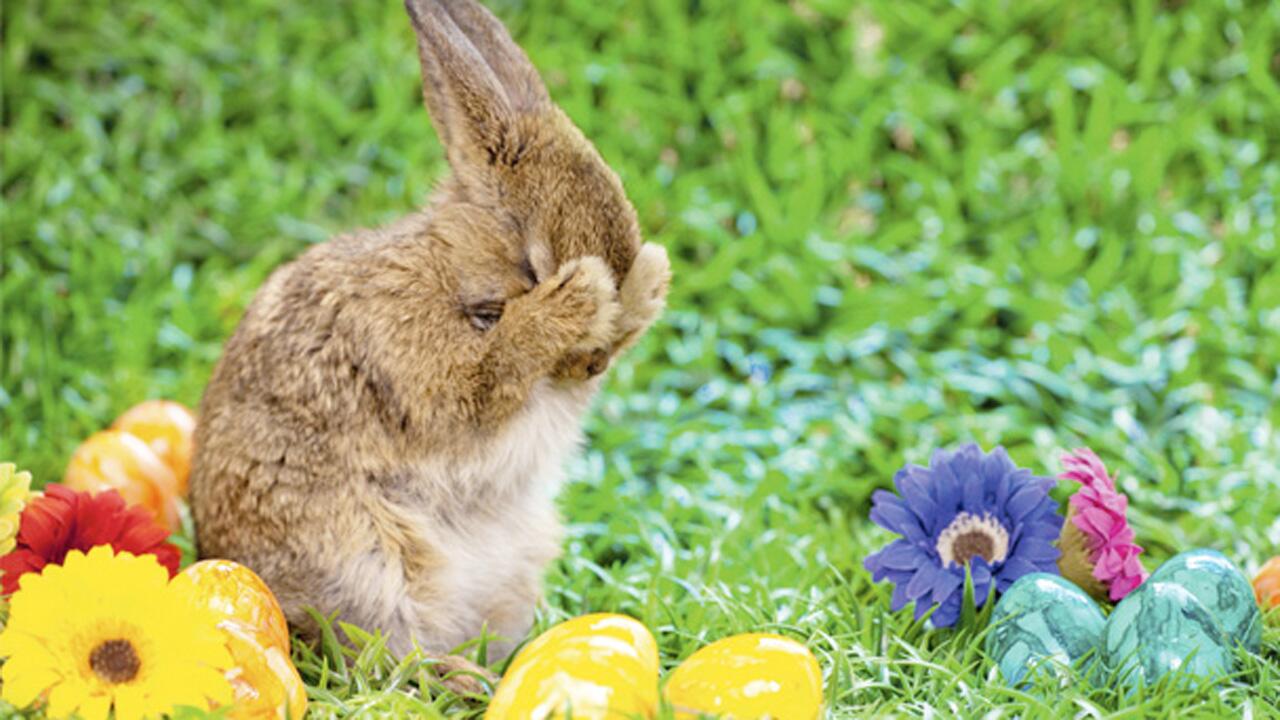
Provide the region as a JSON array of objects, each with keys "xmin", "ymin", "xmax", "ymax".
[
  {"xmin": 1254, "ymin": 556, "xmax": 1280, "ymax": 613},
  {"xmin": 182, "ymin": 560, "xmax": 304, "ymax": 719},
  {"xmin": 112, "ymin": 400, "xmax": 197, "ymax": 496},
  {"xmin": 1144, "ymin": 549, "xmax": 1261, "ymax": 653},
  {"xmin": 221, "ymin": 619, "xmax": 308, "ymax": 720},
  {"xmin": 663, "ymin": 633, "xmax": 823, "ymax": 720},
  {"xmin": 985, "ymin": 573, "xmax": 1106, "ymax": 686},
  {"xmin": 1104, "ymin": 581, "xmax": 1232, "ymax": 688},
  {"xmin": 182, "ymin": 560, "xmax": 292, "ymax": 656},
  {"xmin": 485, "ymin": 613, "xmax": 659, "ymax": 720},
  {"xmin": 64, "ymin": 430, "xmax": 183, "ymax": 533}
]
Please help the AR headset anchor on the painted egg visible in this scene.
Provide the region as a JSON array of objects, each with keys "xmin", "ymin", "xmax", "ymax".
[
  {"xmin": 182, "ymin": 559, "xmax": 292, "ymax": 656},
  {"xmin": 221, "ymin": 619, "xmax": 308, "ymax": 720},
  {"xmin": 485, "ymin": 613, "xmax": 659, "ymax": 719},
  {"xmin": 1254, "ymin": 556, "xmax": 1280, "ymax": 614},
  {"xmin": 1144, "ymin": 549, "xmax": 1261, "ymax": 653},
  {"xmin": 985, "ymin": 573, "xmax": 1106, "ymax": 686},
  {"xmin": 663, "ymin": 633, "xmax": 823, "ymax": 720},
  {"xmin": 63, "ymin": 430, "xmax": 183, "ymax": 533},
  {"xmin": 112, "ymin": 399, "xmax": 198, "ymax": 496},
  {"xmin": 182, "ymin": 561, "xmax": 305, "ymax": 719},
  {"xmin": 1104, "ymin": 581, "xmax": 1232, "ymax": 688}
]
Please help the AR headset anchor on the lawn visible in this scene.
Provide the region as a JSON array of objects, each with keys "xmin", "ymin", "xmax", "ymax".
[{"xmin": 3, "ymin": 0, "xmax": 1280, "ymax": 717}]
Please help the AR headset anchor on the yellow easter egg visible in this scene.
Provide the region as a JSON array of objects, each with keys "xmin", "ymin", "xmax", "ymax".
[
  {"xmin": 485, "ymin": 613, "xmax": 659, "ymax": 719},
  {"xmin": 663, "ymin": 633, "xmax": 823, "ymax": 720},
  {"xmin": 220, "ymin": 619, "xmax": 308, "ymax": 720}
]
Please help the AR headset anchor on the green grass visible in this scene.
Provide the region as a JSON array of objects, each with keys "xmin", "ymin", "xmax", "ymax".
[{"xmin": 3, "ymin": 0, "xmax": 1280, "ymax": 716}]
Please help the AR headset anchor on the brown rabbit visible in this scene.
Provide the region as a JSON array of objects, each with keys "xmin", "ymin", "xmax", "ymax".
[{"xmin": 189, "ymin": 0, "xmax": 669, "ymax": 665}]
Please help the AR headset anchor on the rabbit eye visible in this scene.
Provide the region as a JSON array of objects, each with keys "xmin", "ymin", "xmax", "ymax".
[{"xmin": 465, "ymin": 299, "xmax": 504, "ymax": 331}]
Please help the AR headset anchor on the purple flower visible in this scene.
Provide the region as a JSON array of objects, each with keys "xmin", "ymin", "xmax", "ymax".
[{"xmin": 863, "ymin": 443, "xmax": 1064, "ymax": 628}]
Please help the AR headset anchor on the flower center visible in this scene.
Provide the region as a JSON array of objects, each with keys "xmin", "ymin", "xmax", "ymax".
[
  {"xmin": 89, "ymin": 639, "xmax": 140, "ymax": 684},
  {"xmin": 935, "ymin": 512, "xmax": 1010, "ymax": 568}
]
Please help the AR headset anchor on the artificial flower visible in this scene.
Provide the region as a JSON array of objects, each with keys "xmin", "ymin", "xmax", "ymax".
[
  {"xmin": 863, "ymin": 443, "xmax": 1064, "ymax": 628},
  {"xmin": 0, "ymin": 463, "xmax": 34, "ymax": 556},
  {"xmin": 1056, "ymin": 448, "xmax": 1147, "ymax": 602},
  {"xmin": 0, "ymin": 545, "xmax": 232, "ymax": 720},
  {"xmin": 0, "ymin": 484, "xmax": 179, "ymax": 595}
]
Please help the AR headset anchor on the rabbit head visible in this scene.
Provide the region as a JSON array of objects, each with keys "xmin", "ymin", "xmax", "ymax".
[{"xmin": 406, "ymin": 0, "xmax": 642, "ymax": 321}]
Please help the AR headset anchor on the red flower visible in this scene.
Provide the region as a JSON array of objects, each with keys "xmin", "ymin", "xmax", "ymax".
[{"xmin": 0, "ymin": 484, "xmax": 180, "ymax": 595}]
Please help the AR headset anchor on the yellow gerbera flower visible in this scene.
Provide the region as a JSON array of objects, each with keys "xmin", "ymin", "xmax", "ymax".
[
  {"xmin": 0, "ymin": 545, "xmax": 233, "ymax": 720},
  {"xmin": 0, "ymin": 462, "xmax": 34, "ymax": 556}
]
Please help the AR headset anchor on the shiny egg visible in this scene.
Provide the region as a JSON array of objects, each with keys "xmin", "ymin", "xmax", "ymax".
[
  {"xmin": 181, "ymin": 560, "xmax": 305, "ymax": 719},
  {"xmin": 663, "ymin": 633, "xmax": 823, "ymax": 720},
  {"xmin": 985, "ymin": 573, "xmax": 1106, "ymax": 686},
  {"xmin": 182, "ymin": 559, "xmax": 292, "ymax": 656},
  {"xmin": 1104, "ymin": 581, "xmax": 1233, "ymax": 688},
  {"xmin": 485, "ymin": 613, "xmax": 659, "ymax": 719},
  {"xmin": 1144, "ymin": 549, "xmax": 1262, "ymax": 653}
]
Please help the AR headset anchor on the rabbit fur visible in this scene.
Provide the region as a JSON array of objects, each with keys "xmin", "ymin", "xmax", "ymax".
[{"xmin": 189, "ymin": 0, "xmax": 670, "ymax": 661}]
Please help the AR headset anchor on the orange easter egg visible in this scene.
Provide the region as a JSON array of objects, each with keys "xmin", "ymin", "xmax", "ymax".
[
  {"xmin": 1255, "ymin": 556, "xmax": 1280, "ymax": 613},
  {"xmin": 112, "ymin": 400, "xmax": 197, "ymax": 496},
  {"xmin": 63, "ymin": 430, "xmax": 182, "ymax": 533},
  {"xmin": 182, "ymin": 559, "xmax": 291, "ymax": 656}
]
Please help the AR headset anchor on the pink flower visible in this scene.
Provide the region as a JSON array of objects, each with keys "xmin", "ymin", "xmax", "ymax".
[{"xmin": 1056, "ymin": 448, "xmax": 1148, "ymax": 602}]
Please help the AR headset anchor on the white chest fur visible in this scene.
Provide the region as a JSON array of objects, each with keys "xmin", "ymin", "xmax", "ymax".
[{"xmin": 386, "ymin": 379, "xmax": 596, "ymax": 653}]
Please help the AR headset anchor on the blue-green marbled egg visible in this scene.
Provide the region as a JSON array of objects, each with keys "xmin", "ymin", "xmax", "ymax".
[
  {"xmin": 1104, "ymin": 581, "xmax": 1232, "ymax": 688},
  {"xmin": 1145, "ymin": 549, "xmax": 1262, "ymax": 653},
  {"xmin": 986, "ymin": 573, "xmax": 1106, "ymax": 686}
]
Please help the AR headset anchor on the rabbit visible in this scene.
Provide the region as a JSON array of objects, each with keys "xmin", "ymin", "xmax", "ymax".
[{"xmin": 189, "ymin": 0, "xmax": 670, "ymax": 671}]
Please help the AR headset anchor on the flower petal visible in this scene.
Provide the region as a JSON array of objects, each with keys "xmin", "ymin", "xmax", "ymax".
[
  {"xmin": 875, "ymin": 539, "xmax": 930, "ymax": 572},
  {"xmin": 894, "ymin": 470, "xmax": 938, "ymax": 532},
  {"xmin": 1005, "ymin": 481, "xmax": 1048, "ymax": 521},
  {"xmin": 870, "ymin": 493, "xmax": 927, "ymax": 541},
  {"xmin": 890, "ymin": 580, "xmax": 912, "ymax": 612},
  {"xmin": 927, "ymin": 569, "xmax": 963, "ymax": 608},
  {"xmin": 995, "ymin": 556, "xmax": 1040, "ymax": 591}
]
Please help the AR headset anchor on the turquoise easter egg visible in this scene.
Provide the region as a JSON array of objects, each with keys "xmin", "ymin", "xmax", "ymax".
[
  {"xmin": 1144, "ymin": 549, "xmax": 1262, "ymax": 653},
  {"xmin": 986, "ymin": 573, "xmax": 1106, "ymax": 686},
  {"xmin": 1104, "ymin": 581, "xmax": 1233, "ymax": 688}
]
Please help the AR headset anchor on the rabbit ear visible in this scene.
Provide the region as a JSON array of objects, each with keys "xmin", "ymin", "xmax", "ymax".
[
  {"xmin": 434, "ymin": 0, "xmax": 549, "ymax": 112},
  {"xmin": 406, "ymin": 0, "xmax": 527, "ymax": 171}
]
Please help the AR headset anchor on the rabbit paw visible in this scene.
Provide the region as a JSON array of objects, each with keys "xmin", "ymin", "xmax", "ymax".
[
  {"xmin": 425, "ymin": 653, "xmax": 498, "ymax": 697},
  {"xmin": 619, "ymin": 242, "xmax": 670, "ymax": 332},
  {"xmin": 540, "ymin": 255, "xmax": 620, "ymax": 353}
]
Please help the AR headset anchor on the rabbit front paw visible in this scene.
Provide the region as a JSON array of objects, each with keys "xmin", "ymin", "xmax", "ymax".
[
  {"xmin": 618, "ymin": 242, "xmax": 670, "ymax": 334},
  {"xmin": 537, "ymin": 255, "xmax": 620, "ymax": 354}
]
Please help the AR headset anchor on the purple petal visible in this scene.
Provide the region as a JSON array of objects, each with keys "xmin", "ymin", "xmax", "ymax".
[
  {"xmin": 905, "ymin": 565, "xmax": 940, "ymax": 601},
  {"xmin": 875, "ymin": 539, "xmax": 929, "ymax": 571},
  {"xmin": 913, "ymin": 595, "xmax": 935, "ymax": 621},
  {"xmin": 983, "ymin": 447, "xmax": 1015, "ymax": 489},
  {"xmin": 1005, "ymin": 481, "xmax": 1048, "ymax": 520},
  {"xmin": 995, "ymin": 556, "xmax": 1041, "ymax": 590},
  {"xmin": 931, "ymin": 594, "xmax": 961, "ymax": 627},
  {"xmin": 1015, "ymin": 539, "xmax": 1061, "ymax": 563},
  {"xmin": 890, "ymin": 580, "xmax": 912, "ymax": 612},
  {"xmin": 969, "ymin": 556, "xmax": 994, "ymax": 585},
  {"xmin": 895, "ymin": 470, "xmax": 938, "ymax": 531},
  {"xmin": 927, "ymin": 569, "xmax": 963, "ymax": 607},
  {"xmin": 870, "ymin": 494, "xmax": 927, "ymax": 541}
]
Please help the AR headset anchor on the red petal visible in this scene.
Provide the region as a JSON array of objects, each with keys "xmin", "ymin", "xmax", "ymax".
[
  {"xmin": 16, "ymin": 490, "xmax": 76, "ymax": 557},
  {"xmin": 0, "ymin": 551, "xmax": 48, "ymax": 595},
  {"xmin": 75, "ymin": 489, "xmax": 131, "ymax": 551}
]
